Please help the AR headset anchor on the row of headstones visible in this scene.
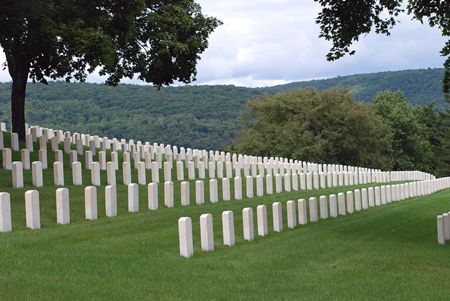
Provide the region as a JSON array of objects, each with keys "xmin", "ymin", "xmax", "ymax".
[
  {"xmin": 2, "ymin": 140, "xmax": 432, "ymax": 191},
  {"xmin": 437, "ymin": 212, "xmax": 450, "ymax": 245},
  {"xmin": 5, "ymin": 145, "xmax": 434, "ymax": 198},
  {"xmin": 2, "ymin": 175, "xmax": 448, "ymax": 233},
  {"xmin": 178, "ymin": 177, "xmax": 450, "ymax": 257},
  {"xmin": 5, "ymin": 125, "xmax": 435, "ymax": 185}
]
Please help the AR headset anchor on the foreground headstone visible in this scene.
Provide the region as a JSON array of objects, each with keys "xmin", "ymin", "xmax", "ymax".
[
  {"xmin": 273, "ymin": 202, "xmax": 283, "ymax": 232},
  {"xmin": 181, "ymin": 181, "xmax": 190, "ymax": 206},
  {"xmin": 222, "ymin": 210, "xmax": 235, "ymax": 246},
  {"xmin": 32, "ymin": 161, "xmax": 43, "ymax": 187},
  {"xmin": 298, "ymin": 198, "xmax": 307, "ymax": 225},
  {"xmin": 200, "ymin": 214, "xmax": 214, "ymax": 251},
  {"xmin": 12, "ymin": 161, "xmax": 24, "ymax": 188},
  {"xmin": 346, "ymin": 191, "xmax": 354, "ymax": 214},
  {"xmin": 257, "ymin": 205, "xmax": 268, "ymax": 236},
  {"xmin": 128, "ymin": 183, "xmax": 139, "ymax": 212},
  {"xmin": 222, "ymin": 178, "xmax": 231, "ymax": 201},
  {"xmin": 287, "ymin": 200, "xmax": 297, "ymax": 228},
  {"xmin": 72, "ymin": 161, "xmax": 82, "ymax": 185},
  {"xmin": 2, "ymin": 148, "xmax": 12, "ymax": 170},
  {"xmin": 309, "ymin": 197, "xmax": 318, "ymax": 222},
  {"xmin": 210, "ymin": 179, "xmax": 218, "ymax": 203},
  {"xmin": 11, "ymin": 132, "xmax": 19, "ymax": 151},
  {"xmin": 105, "ymin": 185, "xmax": 117, "ymax": 217},
  {"xmin": 242, "ymin": 207, "xmax": 254, "ymax": 241},
  {"xmin": 354, "ymin": 189, "xmax": 361, "ymax": 211},
  {"xmin": 338, "ymin": 192, "xmax": 346, "ymax": 216},
  {"xmin": 179, "ymin": 217, "xmax": 194, "ymax": 258},
  {"xmin": 0, "ymin": 192, "xmax": 12, "ymax": 232},
  {"xmin": 25, "ymin": 190, "xmax": 40, "ymax": 229},
  {"xmin": 53, "ymin": 161, "xmax": 64, "ymax": 186},
  {"xmin": 361, "ymin": 188, "xmax": 368, "ymax": 209},
  {"xmin": 319, "ymin": 195, "xmax": 328, "ymax": 220},
  {"xmin": 196, "ymin": 180, "xmax": 204, "ymax": 205},
  {"xmin": 56, "ymin": 188, "xmax": 70, "ymax": 224},
  {"xmin": 148, "ymin": 183, "xmax": 158, "ymax": 210},
  {"xmin": 437, "ymin": 215, "xmax": 445, "ymax": 245},
  {"xmin": 21, "ymin": 149, "xmax": 30, "ymax": 170},
  {"xmin": 164, "ymin": 181, "xmax": 174, "ymax": 208},
  {"xmin": 85, "ymin": 186, "xmax": 98, "ymax": 220},
  {"xmin": 329, "ymin": 194, "xmax": 337, "ymax": 217}
]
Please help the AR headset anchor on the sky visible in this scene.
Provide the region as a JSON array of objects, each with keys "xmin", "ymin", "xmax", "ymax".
[{"xmin": 0, "ymin": 0, "xmax": 448, "ymax": 88}]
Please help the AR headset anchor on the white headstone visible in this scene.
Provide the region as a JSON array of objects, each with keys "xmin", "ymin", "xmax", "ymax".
[
  {"xmin": 105, "ymin": 185, "xmax": 117, "ymax": 217},
  {"xmin": 11, "ymin": 132, "xmax": 19, "ymax": 151},
  {"xmin": 209, "ymin": 179, "xmax": 218, "ymax": 203},
  {"xmin": 287, "ymin": 200, "xmax": 297, "ymax": 228},
  {"xmin": 246, "ymin": 176, "xmax": 254, "ymax": 198},
  {"xmin": 257, "ymin": 205, "xmax": 268, "ymax": 236},
  {"xmin": 0, "ymin": 192, "xmax": 12, "ymax": 232},
  {"xmin": 338, "ymin": 192, "xmax": 346, "ymax": 216},
  {"xmin": 234, "ymin": 177, "xmax": 242, "ymax": 200},
  {"xmin": 151, "ymin": 161, "xmax": 159, "ymax": 183},
  {"xmin": 179, "ymin": 217, "xmax": 194, "ymax": 258},
  {"xmin": 346, "ymin": 191, "xmax": 354, "ymax": 214},
  {"xmin": 2, "ymin": 148, "xmax": 12, "ymax": 170},
  {"xmin": 329, "ymin": 194, "xmax": 337, "ymax": 217},
  {"xmin": 123, "ymin": 161, "xmax": 131, "ymax": 185},
  {"xmin": 297, "ymin": 199, "xmax": 307, "ymax": 225},
  {"xmin": 200, "ymin": 213, "xmax": 214, "ymax": 251},
  {"xmin": 25, "ymin": 190, "xmax": 40, "ymax": 229},
  {"xmin": 222, "ymin": 210, "xmax": 235, "ymax": 246},
  {"xmin": 354, "ymin": 189, "xmax": 361, "ymax": 211},
  {"xmin": 242, "ymin": 207, "xmax": 254, "ymax": 241},
  {"xmin": 309, "ymin": 197, "xmax": 318, "ymax": 222},
  {"xmin": 128, "ymin": 183, "xmax": 139, "ymax": 212},
  {"xmin": 437, "ymin": 215, "xmax": 445, "ymax": 245},
  {"xmin": 361, "ymin": 188, "xmax": 368, "ymax": 209},
  {"xmin": 266, "ymin": 174, "xmax": 273, "ymax": 194},
  {"xmin": 32, "ymin": 161, "xmax": 43, "ymax": 187},
  {"xmin": 222, "ymin": 178, "xmax": 230, "ymax": 201},
  {"xmin": 91, "ymin": 162, "xmax": 101, "ymax": 186},
  {"xmin": 196, "ymin": 180, "xmax": 204, "ymax": 205},
  {"xmin": 56, "ymin": 188, "xmax": 70, "ymax": 224},
  {"xmin": 85, "ymin": 186, "xmax": 98, "ymax": 220},
  {"xmin": 273, "ymin": 202, "xmax": 283, "ymax": 232},
  {"xmin": 12, "ymin": 161, "xmax": 23, "ymax": 188},
  {"xmin": 164, "ymin": 181, "xmax": 174, "ymax": 208},
  {"xmin": 53, "ymin": 161, "xmax": 64, "ymax": 186},
  {"xmin": 181, "ymin": 181, "xmax": 190, "ymax": 206},
  {"xmin": 368, "ymin": 187, "xmax": 374, "ymax": 207},
  {"xmin": 148, "ymin": 183, "xmax": 158, "ymax": 210},
  {"xmin": 319, "ymin": 195, "xmax": 328, "ymax": 219}
]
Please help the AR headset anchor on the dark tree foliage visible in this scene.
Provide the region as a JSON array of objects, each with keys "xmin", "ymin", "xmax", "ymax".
[
  {"xmin": 315, "ymin": 0, "xmax": 450, "ymax": 97},
  {"xmin": 0, "ymin": 0, "xmax": 221, "ymax": 140}
]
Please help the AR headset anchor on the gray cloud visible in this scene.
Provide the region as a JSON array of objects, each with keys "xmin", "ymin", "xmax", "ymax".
[{"xmin": 0, "ymin": 1, "xmax": 447, "ymax": 87}]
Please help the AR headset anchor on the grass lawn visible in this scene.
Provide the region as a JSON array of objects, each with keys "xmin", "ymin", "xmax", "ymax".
[{"xmin": 0, "ymin": 133, "xmax": 449, "ymax": 300}]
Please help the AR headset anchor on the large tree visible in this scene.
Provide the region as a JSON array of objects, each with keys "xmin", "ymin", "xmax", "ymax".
[
  {"xmin": 0, "ymin": 0, "xmax": 221, "ymax": 140},
  {"xmin": 233, "ymin": 87, "xmax": 393, "ymax": 169},
  {"xmin": 314, "ymin": 0, "xmax": 450, "ymax": 97}
]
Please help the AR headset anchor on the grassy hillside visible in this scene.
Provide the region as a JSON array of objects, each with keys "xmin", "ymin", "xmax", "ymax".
[
  {"xmin": 1, "ymin": 131, "xmax": 450, "ymax": 300},
  {"xmin": 0, "ymin": 68, "xmax": 446, "ymax": 151}
]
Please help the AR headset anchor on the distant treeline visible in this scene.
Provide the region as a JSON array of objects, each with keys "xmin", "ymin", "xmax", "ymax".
[{"xmin": 0, "ymin": 68, "xmax": 447, "ymax": 151}]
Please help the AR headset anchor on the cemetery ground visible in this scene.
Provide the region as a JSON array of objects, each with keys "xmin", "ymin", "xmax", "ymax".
[{"xmin": 1, "ymin": 133, "xmax": 450, "ymax": 300}]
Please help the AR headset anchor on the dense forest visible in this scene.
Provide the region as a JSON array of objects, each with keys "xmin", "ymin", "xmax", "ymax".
[{"xmin": 0, "ymin": 68, "xmax": 447, "ymax": 151}]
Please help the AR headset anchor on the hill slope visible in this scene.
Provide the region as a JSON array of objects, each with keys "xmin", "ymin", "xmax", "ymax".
[{"xmin": 0, "ymin": 68, "xmax": 446, "ymax": 150}]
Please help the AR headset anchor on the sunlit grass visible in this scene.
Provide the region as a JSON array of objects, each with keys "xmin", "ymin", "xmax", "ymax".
[{"xmin": 0, "ymin": 132, "xmax": 449, "ymax": 300}]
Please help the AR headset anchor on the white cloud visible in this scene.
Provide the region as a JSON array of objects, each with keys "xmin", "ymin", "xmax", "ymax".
[{"xmin": 0, "ymin": 1, "xmax": 447, "ymax": 87}]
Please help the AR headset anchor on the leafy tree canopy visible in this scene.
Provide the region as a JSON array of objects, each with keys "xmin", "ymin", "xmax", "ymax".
[
  {"xmin": 233, "ymin": 87, "xmax": 393, "ymax": 169},
  {"xmin": 0, "ymin": 0, "xmax": 221, "ymax": 140},
  {"xmin": 314, "ymin": 0, "xmax": 450, "ymax": 96}
]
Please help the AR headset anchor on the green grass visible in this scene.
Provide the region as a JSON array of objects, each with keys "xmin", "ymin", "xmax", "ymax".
[{"xmin": 1, "ymin": 132, "xmax": 450, "ymax": 300}]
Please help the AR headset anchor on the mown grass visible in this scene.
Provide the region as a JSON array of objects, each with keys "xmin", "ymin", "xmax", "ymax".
[{"xmin": 0, "ymin": 132, "xmax": 450, "ymax": 300}]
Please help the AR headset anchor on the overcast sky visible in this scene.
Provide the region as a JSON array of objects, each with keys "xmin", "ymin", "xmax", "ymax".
[{"xmin": 0, "ymin": 1, "xmax": 447, "ymax": 88}]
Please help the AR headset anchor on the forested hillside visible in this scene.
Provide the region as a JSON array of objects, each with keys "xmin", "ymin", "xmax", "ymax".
[{"xmin": 0, "ymin": 68, "xmax": 446, "ymax": 150}]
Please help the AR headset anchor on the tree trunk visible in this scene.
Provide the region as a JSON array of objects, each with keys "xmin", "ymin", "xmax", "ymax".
[{"xmin": 10, "ymin": 65, "xmax": 28, "ymax": 142}]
